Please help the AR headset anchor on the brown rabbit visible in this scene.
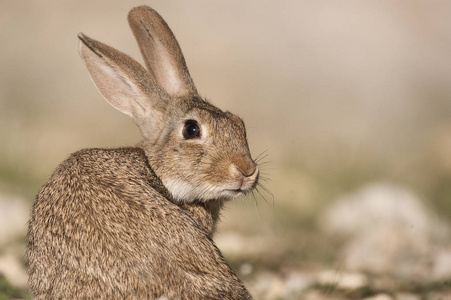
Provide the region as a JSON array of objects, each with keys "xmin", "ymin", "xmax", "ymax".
[{"xmin": 26, "ymin": 5, "xmax": 259, "ymax": 300}]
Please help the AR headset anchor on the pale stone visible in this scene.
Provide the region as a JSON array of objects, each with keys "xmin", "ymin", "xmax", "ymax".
[
  {"xmin": 317, "ymin": 270, "xmax": 368, "ymax": 290},
  {"xmin": 0, "ymin": 248, "xmax": 28, "ymax": 288},
  {"xmin": 395, "ymin": 293, "xmax": 421, "ymax": 300},
  {"xmin": 0, "ymin": 195, "xmax": 29, "ymax": 246},
  {"xmin": 319, "ymin": 183, "xmax": 445, "ymax": 239},
  {"xmin": 284, "ymin": 271, "xmax": 313, "ymax": 292},
  {"xmin": 319, "ymin": 183, "xmax": 451, "ymax": 279},
  {"xmin": 344, "ymin": 226, "xmax": 431, "ymax": 277},
  {"xmin": 432, "ymin": 247, "xmax": 451, "ymax": 280},
  {"xmin": 239, "ymin": 263, "xmax": 253, "ymax": 276},
  {"xmin": 249, "ymin": 271, "xmax": 314, "ymax": 300},
  {"xmin": 363, "ymin": 293, "xmax": 393, "ymax": 300}
]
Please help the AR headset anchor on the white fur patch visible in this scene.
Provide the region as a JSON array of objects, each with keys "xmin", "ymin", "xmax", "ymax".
[
  {"xmin": 164, "ymin": 179, "xmax": 197, "ymax": 202},
  {"xmin": 163, "ymin": 178, "xmax": 242, "ymax": 203}
]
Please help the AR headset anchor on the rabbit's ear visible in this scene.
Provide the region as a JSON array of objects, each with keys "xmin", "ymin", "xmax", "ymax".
[
  {"xmin": 78, "ymin": 33, "xmax": 167, "ymax": 139},
  {"xmin": 128, "ymin": 6, "xmax": 198, "ymax": 98}
]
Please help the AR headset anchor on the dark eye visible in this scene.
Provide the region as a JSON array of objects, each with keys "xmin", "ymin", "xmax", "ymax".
[{"xmin": 182, "ymin": 120, "xmax": 201, "ymax": 139}]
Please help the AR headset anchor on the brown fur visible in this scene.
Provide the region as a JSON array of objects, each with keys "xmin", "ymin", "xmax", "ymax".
[
  {"xmin": 28, "ymin": 148, "xmax": 250, "ymax": 299},
  {"xmin": 27, "ymin": 5, "xmax": 257, "ymax": 299}
]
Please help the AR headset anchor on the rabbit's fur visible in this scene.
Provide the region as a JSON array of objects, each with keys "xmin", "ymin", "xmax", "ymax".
[{"xmin": 27, "ymin": 6, "xmax": 258, "ymax": 300}]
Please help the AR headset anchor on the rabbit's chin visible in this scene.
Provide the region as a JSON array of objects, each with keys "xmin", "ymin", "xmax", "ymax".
[{"xmin": 164, "ymin": 178, "xmax": 249, "ymax": 203}]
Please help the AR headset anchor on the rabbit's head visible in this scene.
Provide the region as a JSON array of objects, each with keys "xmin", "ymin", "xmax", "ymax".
[{"xmin": 78, "ymin": 6, "xmax": 259, "ymax": 203}]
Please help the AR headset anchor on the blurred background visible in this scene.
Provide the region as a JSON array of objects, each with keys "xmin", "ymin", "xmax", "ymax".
[{"xmin": 1, "ymin": 1, "xmax": 451, "ymax": 299}]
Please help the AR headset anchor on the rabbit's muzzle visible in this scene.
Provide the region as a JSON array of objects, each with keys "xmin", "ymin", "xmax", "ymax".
[{"xmin": 224, "ymin": 163, "xmax": 259, "ymax": 197}]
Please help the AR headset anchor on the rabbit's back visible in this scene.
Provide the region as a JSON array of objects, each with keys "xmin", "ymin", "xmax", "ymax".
[{"xmin": 27, "ymin": 148, "xmax": 250, "ymax": 299}]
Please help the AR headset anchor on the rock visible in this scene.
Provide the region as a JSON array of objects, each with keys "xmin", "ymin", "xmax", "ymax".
[
  {"xmin": 317, "ymin": 270, "xmax": 368, "ymax": 290},
  {"xmin": 344, "ymin": 226, "xmax": 431, "ymax": 277},
  {"xmin": 284, "ymin": 271, "xmax": 315, "ymax": 294},
  {"xmin": 426, "ymin": 291, "xmax": 451, "ymax": 300},
  {"xmin": 0, "ymin": 195, "xmax": 29, "ymax": 246},
  {"xmin": 319, "ymin": 183, "xmax": 446, "ymax": 239},
  {"xmin": 303, "ymin": 289, "xmax": 346, "ymax": 300},
  {"xmin": 214, "ymin": 232, "xmax": 283, "ymax": 257},
  {"xmin": 363, "ymin": 294, "xmax": 393, "ymax": 300},
  {"xmin": 214, "ymin": 232, "xmax": 250, "ymax": 255},
  {"xmin": 431, "ymin": 247, "xmax": 451, "ymax": 280},
  {"xmin": 0, "ymin": 246, "xmax": 28, "ymax": 288},
  {"xmin": 395, "ymin": 293, "xmax": 421, "ymax": 300},
  {"xmin": 249, "ymin": 271, "xmax": 314, "ymax": 300},
  {"xmin": 250, "ymin": 272, "xmax": 285, "ymax": 300},
  {"xmin": 318, "ymin": 183, "xmax": 451, "ymax": 279},
  {"xmin": 302, "ymin": 290, "xmax": 325, "ymax": 300},
  {"xmin": 239, "ymin": 263, "xmax": 253, "ymax": 276},
  {"xmin": 0, "ymin": 195, "xmax": 30, "ymax": 290}
]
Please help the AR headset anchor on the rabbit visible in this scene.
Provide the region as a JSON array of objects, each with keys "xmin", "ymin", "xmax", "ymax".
[{"xmin": 26, "ymin": 5, "xmax": 260, "ymax": 300}]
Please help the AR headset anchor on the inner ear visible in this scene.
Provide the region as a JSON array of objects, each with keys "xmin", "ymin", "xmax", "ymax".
[{"xmin": 78, "ymin": 33, "xmax": 168, "ymax": 142}]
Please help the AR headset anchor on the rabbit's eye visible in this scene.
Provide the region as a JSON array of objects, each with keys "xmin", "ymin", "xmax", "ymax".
[{"xmin": 183, "ymin": 120, "xmax": 201, "ymax": 139}]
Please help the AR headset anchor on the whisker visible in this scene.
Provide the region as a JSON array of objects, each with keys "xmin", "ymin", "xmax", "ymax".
[
  {"xmin": 255, "ymin": 187, "xmax": 269, "ymax": 206},
  {"xmin": 254, "ymin": 149, "xmax": 269, "ymax": 162},
  {"xmin": 257, "ymin": 160, "xmax": 273, "ymax": 166},
  {"xmin": 258, "ymin": 177, "xmax": 271, "ymax": 182},
  {"xmin": 257, "ymin": 182, "xmax": 273, "ymax": 196},
  {"xmin": 251, "ymin": 190, "xmax": 261, "ymax": 221},
  {"xmin": 259, "ymin": 172, "xmax": 273, "ymax": 178},
  {"xmin": 256, "ymin": 154, "xmax": 269, "ymax": 164},
  {"xmin": 254, "ymin": 185, "xmax": 273, "ymax": 207},
  {"xmin": 257, "ymin": 182, "xmax": 274, "ymax": 207}
]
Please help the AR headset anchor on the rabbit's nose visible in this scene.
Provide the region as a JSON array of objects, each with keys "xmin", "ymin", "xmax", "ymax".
[{"xmin": 232, "ymin": 156, "xmax": 257, "ymax": 177}]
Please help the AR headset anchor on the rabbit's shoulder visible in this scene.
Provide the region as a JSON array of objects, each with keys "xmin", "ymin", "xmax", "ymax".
[{"xmin": 53, "ymin": 147, "xmax": 171, "ymax": 199}]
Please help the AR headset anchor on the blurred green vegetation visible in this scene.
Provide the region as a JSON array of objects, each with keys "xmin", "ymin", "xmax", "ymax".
[
  {"xmin": 0, "ymin": 157, "xmax": 41, "ymax": 201},
  {"xmin": 0, "ymin": 274, "xmax": 27, "ymax": 300}
]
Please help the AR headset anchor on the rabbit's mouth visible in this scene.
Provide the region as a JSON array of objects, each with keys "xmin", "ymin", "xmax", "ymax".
[
  {"xmin": 220, "ymin": 189, "xmax": 246, "ymax": 200},
  {"xmin": 224, "ymin": 188, "xmax": 245, "ymax": 196},
  {"xmin": 223, "ymin": 184, "xmax": 256, "ymax": 198}
]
